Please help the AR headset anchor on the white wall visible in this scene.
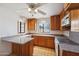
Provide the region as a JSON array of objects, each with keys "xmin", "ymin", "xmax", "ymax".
[{"xmin": 0, "ymin": 6, "xmax": 19, "ymax": 55}]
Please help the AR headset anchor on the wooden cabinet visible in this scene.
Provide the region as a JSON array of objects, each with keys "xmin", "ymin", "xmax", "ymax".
[
  {"xmin": 70, "ymin": 9, "xmax": 79, "ymax": 32},
  {"xmin": 64, "ymin": 3, "xmax": 71, "ymax": 11},
  {"xmin": 60, "ymin": 3, "xmax": 79, "ymax": 31},
  {"xmin": 60, "ymin": 10, "xmax": 65, "ymax": 20},
  {"xmin": 64, "ymin": 3, "xmax": 79, "ymax": 11},
  {"xmin": 12, "ymin": 40, "xmax": 33, "ymax": 56},
  {"xmin": 50, "ymin": 15, "xmax": 60, "ymax": 30},
  {"xmin": 27, "ymin": 18, "xmax": 37, "ymax": 31},
  {"xmin": 33, "ymin": 36, "xmax": 55, "ymax": 49},
  {"xmin": 46, "ymin": 37, "xmax": 55, "ymax": 49},
  {"xmin": 60, "ymin": 10, "xmax": 65, "ymax": 31},
  {"xmin": 33, "ymin": 36, "xmax": 39, "ymax": 45},
  {"xmin": 64, "ymin": 3, "xmax": 79, "ymax": 31},
  {"xmin": 33, "ymin": 36, "xmax": 46, "ymax": 46},
  {"xmin": 64, "ymin": 3, "xmax": 70, "ymax": 8},
  {"xmin": 63, "ymin": 50, "xmax": 79, "ymax": 56},
  {"xmin": 38, "ymin": 36, "xmax": 46, "ymax": 46},
  {"xmin": 60, "ymin": 7, "xmax": 71, "ymax": 31}
]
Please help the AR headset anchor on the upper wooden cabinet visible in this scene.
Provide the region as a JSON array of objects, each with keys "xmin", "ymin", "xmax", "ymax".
[
  {"xmin": 60, "ymin": 10, "xmax": 65, "ymax": 20},
  {"xmin": 64, "ymin": 3, "xmax": 71, "ymax": 11},
  {"xmin": 64, "ymin": 3, "xmax": 79, "ymax": 11},
  {"xmin": 60, "ymin": 10, "xmax": 65, "ymax": 31},
  {"xmin": 59, "ymin": 3, "xmax": 79, "ymax": 31},
  {"xmin": 27, "ymin": 18, "xmax": 37, "ymax": 31},
  {"xmin": 50, "ymin": 15, "xmax": 60, "ymax": 30},
  {"xmin": 70, "ymin": 9, "xmax": 79, "ymax": 32}
]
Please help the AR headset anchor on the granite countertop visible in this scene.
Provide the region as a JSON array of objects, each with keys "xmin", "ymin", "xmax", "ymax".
[
  {"xmin": 55, "ymin": 36, "xmax": 79, "ymax": 45},
  {"xmin": 27, "ymin": 32, "xmax": 63, "ymax": 37},
  {"xmin": 55, "ymin": 35, "xmax": 79, "ymax": 53},
  {"xmin": 0, "ymin": 31, "xmax": 63, "ymax": 44},
  {"xmin": 32, "ymin": 33, "xmax": 54, "ymax": 37},
  {"xmin": 1, "ymin": 35, "xmax": 33, "ymax": 44}
]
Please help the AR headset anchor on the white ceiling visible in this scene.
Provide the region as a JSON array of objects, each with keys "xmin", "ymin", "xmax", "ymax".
[{"xmin": 0, "ymin": 3, "xmax": 64, "ymax": 18}]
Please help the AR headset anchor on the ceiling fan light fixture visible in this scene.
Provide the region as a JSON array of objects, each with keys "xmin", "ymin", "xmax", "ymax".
[
  {"xmin": 28, "ymin": 8, "xmax": 31, "ymax": 11},
  {"xmin": 35, "ymin": 9, "xmax": 38, "ymax": 12}
]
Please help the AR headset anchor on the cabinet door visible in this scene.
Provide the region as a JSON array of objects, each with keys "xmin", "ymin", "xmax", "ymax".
[
  {"xmin": 55, "ymin": 16, "xmax": 60, "ymax": 30},
  {"xmin": 64, "ymin": 3, "xmax": 71, "ymax": 10},
  {"xmin": 71, "ymin": 9, "xmax": 79, "ymax": 32},
  {"xmin": 33, "ymin": 36, "xmax": 55, "ymax": 49},
  {"xmin": 50, "ymin": 16, "xmax": 55, "ymax": 30},
  {"xmin": 38, "ymin": 36, "xmax": 46, "ymax": 46},
  {"xmin": 33, "ymin": 36, "xmax": 39, "ymax": 45},
  {"xmin": 21, "ymin": 43, "xmax": 29, "ymax": 56},
  {"xmin": 64, "ymin": 3, "xmax": 69, "ymax": 8},
  {"xmin": 27, "ymin": 18, "xmax": 36, "ymax": 31},
  {"xmin": 12, "ymin": 41, "xmax": 33, "ymax": 56},
  {"xmin": 60, "ymin": 10, "xmax": 65, "ymax": 31},
  {"xmin": 33, "ymin": 36, "xmax": 46, "ymax": 47},
  {"xmin": 28, "ymin": 41, "xmax": 33, "ymax": 56},
  {"xmin": 50, "ymin": 15, "xmax": 60, "ymax": 30},
  {"xmin": 46, "ymin": 37, "xmax": 55, "ymax": 49},
  {"xmin": 12, "ymin": 43, "xmax": 21, "ymax": 55}
]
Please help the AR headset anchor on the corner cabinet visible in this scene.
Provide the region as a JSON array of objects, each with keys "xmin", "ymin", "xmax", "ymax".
[
  {"xmin": 70, "ymin": 9, "xmax": 79, "ymax": 32},
  {"xmin": 50, "ymin": 15, "xmax": 60, "ymax": 30}
]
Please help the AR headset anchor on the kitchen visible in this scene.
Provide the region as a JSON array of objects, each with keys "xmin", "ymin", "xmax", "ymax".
[{"xmin": 0, "ymin": 3, "xmax": 79, "ymax": 56}]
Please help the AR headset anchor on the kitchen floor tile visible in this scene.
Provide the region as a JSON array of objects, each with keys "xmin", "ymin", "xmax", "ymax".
[{"xmin": 33, "ymin": 46, "xmax": 56, "ymax": 56}]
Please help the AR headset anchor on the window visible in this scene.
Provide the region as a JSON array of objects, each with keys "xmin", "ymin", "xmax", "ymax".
[
  {"xmin": 38, "ymin": 20, "xmax": 50, "ymax": 32},
  {"xmin": 18, "ymin": 21, "xmax": 25, "ymax": 33}
]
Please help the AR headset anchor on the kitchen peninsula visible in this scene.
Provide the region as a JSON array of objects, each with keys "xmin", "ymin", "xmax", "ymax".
[{"xmin": 1, "ymin": 34, "xmax": 33, "ymax": 56}]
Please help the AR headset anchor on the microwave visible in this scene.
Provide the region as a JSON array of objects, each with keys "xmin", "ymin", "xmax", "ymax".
[{"xmin": 61, "ymin": 13, "xmax": 71, "ymax": 26}]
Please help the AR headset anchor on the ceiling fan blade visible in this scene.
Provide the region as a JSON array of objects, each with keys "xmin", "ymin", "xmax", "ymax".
[
  {"xmin": 37, "ymin": 9, "xmax": 46, "ymax": 15},
  {"xmin": 26, "ymin": 3, "xmax": 46, "ymax": 9}
]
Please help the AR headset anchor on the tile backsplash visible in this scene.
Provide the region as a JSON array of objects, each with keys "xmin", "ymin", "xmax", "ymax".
[
  {"xmin": 69, "ymin": 32, "xmax": 79, "ymax": 44},
  {"xmin": 63, "ymin": 31, "xmax": 70, "ymax": 37}
]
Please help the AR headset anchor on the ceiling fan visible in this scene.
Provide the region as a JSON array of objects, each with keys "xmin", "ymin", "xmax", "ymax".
[{"xmin": 18, "ymin": 3, "xmax": 47, "ymax": 16}]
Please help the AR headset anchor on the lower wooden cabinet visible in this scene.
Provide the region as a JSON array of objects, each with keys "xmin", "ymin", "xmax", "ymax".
[
  {"xmin": 63, "ymin": 50, "xmax": 79, "ymax": 56},
  {"xmin": 33, "ymin": 36, "xmax": 55, "ymax": 49},
  {"xmin": 58, "ymin": 49, "xmax": 79, "ymax": 56},
  {"xmin": 33, "ymin": 36, "xmax": 39, "ymax": 45},
  {"xmin": 12, "ymin": 40, "xmax": 33, "ymax": 56},
  {"xmin": 46, "ymin": 37, "xmax": 55, "ymax": 49},
  {"xmin": 38, "ymin": 36, "xmax": 46, "ymax": 46}
]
